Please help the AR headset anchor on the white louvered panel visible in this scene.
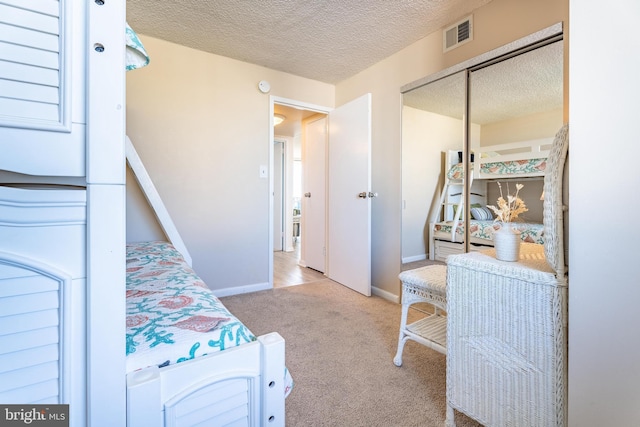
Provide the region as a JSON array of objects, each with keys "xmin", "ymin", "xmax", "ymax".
[
  {"xmin": 0, "ymin": 54, "xmax": 60, "ymax": 123},
  {"xmin": 0, "ymin": 263, "xmax": 38, "ymax": 280},
  {"xmin": 1, "ymin": 0, "xmax": 60, "ymax": 16},
  {"xmin": 0, "ymin": 291, "xmax": 59, "ymax": 319},
  {"xmin": 0, "ymin": 309, "xmax": 59, "ymax": 336},
  {"xmin": 0, "ymin": 79, "xmax": 58, "ymax": 104},
  {"xmin": 0, "ymin": 361, "xmax": 59, "ymax": 393},
  {"xmin": 0, "ymin": 4, "xmax": 59, "ymax": 34},
  {"xmin": 0, "ymin": 60, "xmax": 59, "ymax": 88},
  {"xmin": 193, "ymin": 406, "xmax": 249, "ymax": 427},
  {"xmin": 0, "ymin": 379, "xmax": 59, "ymax": 404},
  {"xmin": 0, "ymin": 0, "xmax": 67, "ymax": 133},
  {"xmin": 0, "ymin": 262, "xmax": 67, "ymax": 405},
  {"xmin": 0, "ymin": 97, "xmax": 59, "ymax": 122},
  {"xmin": 0, "ymin": 325, "xmax": 60, "ymax": 354},
  {"xmin": 173, "ymin": 379, "xmax": 248, "ymax": 415},
  {"xmin": 0, "ymin": 0, "xmax": 89, "ymax": 176},
  {"xmin": 224, "ymin": 418, "xmax": 251, "ymax": 427},
  {"xmin": 0, "ymin": 40, "xmax": 59, "ymax": 68},
  {"xmin": 0, "ymin": 344, "xmax": 58, "ymax": 374},
  {"xmin": 0, "ymin": 23, "xmax": 59, "ymax": 52},
  {"xmin": 0, "ymin": 274, "xmax": 58, "ymax": 297},
  {"xmin": 166, "ymin": 378, "xmax": 252, "ymax": 427}
]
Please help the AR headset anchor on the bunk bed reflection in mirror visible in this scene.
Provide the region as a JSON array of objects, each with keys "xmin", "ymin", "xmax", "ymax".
[{"xmin": 401, "ymin": 31, "xmax": 563, "ymax": 264}]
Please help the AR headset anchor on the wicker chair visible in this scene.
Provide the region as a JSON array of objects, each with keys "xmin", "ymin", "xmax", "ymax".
[
  {"xmin": 394, "ymin": 265, "xmax": 448, "ymax": 367},
  {"xmin": 445, "ymin": 124, "xmax": 569, "ymax": 427}
]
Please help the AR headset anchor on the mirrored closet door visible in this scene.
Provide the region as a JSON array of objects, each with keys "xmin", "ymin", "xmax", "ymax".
[
  {"xmin": 401, "ymin": 71, "xmax": 466, "ymax": 264},
  {"xmin": 401, "ymin": 28, "xmax": 563, "ymax": 265}
]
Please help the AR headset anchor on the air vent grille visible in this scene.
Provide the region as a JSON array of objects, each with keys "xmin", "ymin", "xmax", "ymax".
[{"xmin": 443, "ymin": 15, "xmax": 473, "ymax": 52}]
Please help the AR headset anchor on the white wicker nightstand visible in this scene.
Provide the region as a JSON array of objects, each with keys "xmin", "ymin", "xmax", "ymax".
[{"xmin": 445, "ymin": 243, "xmax": 567, "ymax": 427}]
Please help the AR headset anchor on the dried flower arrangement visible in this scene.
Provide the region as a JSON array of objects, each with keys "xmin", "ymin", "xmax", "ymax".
[{"xmin": 487, "ymin": 182, "xmax": 528, "ymax": 223}]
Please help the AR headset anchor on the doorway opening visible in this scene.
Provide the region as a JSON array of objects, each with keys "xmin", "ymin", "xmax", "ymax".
[
  {"xmin": 269, "ymin": 94, "xmax": 373, "ymax": 297},
  {"xmin": 270, "ymin": 97, "xmax": 330, "ymax": 288}
]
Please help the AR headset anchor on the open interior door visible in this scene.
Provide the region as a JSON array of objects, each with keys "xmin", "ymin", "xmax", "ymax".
[
  {"xmin": 303, "ymin": 116, "xmax": 327, "ymax": 272},
  {"xmin": 327, "ymin": 94, "xmax": 372, "ymax": 296}
]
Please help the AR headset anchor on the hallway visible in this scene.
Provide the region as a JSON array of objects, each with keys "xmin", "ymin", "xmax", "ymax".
[{"xmin": 273, "ymin": 243, "xmax": 325, "ymax": 288}]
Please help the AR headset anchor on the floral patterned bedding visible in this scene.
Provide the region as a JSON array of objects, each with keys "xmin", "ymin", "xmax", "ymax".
[
  {"xmin": 433, "ymin": 220, "xmax": 545, "ymax": 244},
  {"xmin": 447, "ymin": 158, "xmax": 546, "ymax": 179},
  {"xmin": 480, "ymin": 158, "xmax": 546, "ymax": 175},
  {"xmin": 126, "ymin": 241, "xmax": 256, "ymax": 373}
]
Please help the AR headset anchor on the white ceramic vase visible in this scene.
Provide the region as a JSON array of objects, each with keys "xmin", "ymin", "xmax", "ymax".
[{"xmin": 494, "ymin": 223, "xmax": 521, "ymax": 262}]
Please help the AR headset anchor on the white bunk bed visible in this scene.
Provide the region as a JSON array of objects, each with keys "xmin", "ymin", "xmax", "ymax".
[
  {"xmin": 0, "ymin": 3, "xmax": 289, "ymax": 425},
  {"xmin": 0, "ymin": 2, "xmax": 126, "ymax": 425},
  {"xmin": 125, "ymin": 139, "xmax": 291, "ymax": 426},
  {"xmin": 429, "ymin": 138, "xmax": 552, "ymax": 262}
]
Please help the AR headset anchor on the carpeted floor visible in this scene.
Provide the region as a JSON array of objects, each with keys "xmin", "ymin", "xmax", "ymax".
[{"xmin": 220, "ymin": 279, "xmax": 481, "ymax": 427}]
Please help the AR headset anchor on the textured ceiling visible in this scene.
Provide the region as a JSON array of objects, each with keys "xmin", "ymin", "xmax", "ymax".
[
  {"xmin": 126, "ymin": 0, "xmax": 493, "ymax": 84},
  {"xmin": 403, "ymin": 40, "xmax": 564, "ymax": 124}
]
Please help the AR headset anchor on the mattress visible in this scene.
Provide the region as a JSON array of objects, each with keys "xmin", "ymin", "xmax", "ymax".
[
  {"xmin": 125, "ymin": 241, "xmax": 256, "ymax": 373},
  {"xmin": 447, "ymin": 158, "xmax": 546, "ymax": 179},
  {"xmin": 433, "ymin": 220, "xmax": 545, "ymax": 245}
]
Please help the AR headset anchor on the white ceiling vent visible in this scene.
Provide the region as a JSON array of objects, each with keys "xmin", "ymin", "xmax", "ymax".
[{"xmin": 443, "ymin": 15, "xmax": 473, "ymax": 52}]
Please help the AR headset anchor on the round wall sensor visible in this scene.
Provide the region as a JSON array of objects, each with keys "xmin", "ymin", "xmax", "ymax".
[{"xmin": 258, "ymin": 80, "xmax": 271, "ymax": 93}]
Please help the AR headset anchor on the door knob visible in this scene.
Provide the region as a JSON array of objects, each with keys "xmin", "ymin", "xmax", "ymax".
[
  {"xmin": 358, "ymin": 192, "xmax": 367, "ymax": 198},
  {"xmin": 368, "ymin": 192, "xmax": 378, "ymax": 198},
  {"xmin": 304, "ymin": 192, "xmax": 311, "ymax": 198}
]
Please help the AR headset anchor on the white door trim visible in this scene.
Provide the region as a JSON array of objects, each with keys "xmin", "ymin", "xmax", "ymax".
[{"xmin": 268, "ymin": 96, "xmax": 332, "ymax": 287}]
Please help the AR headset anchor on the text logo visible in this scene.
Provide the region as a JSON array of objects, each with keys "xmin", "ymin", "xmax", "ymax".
[{"xmin": 0, "ymin": 405, "xmax": 69, "ymax": 427}]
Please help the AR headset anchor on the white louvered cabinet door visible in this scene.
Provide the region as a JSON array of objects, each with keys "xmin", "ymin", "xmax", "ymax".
[
  {"xmin": 0, "ymin": 0, "xmax": 87, "ymax": 177},
  {"xmin": 0, "ymin": 185, "xmax": 87, "ymax": 426}
]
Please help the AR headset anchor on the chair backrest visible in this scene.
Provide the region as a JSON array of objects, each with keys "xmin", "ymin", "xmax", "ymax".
[{"xmin": 543, "ymin": 124, "xmax": 569, "ymax": 277}]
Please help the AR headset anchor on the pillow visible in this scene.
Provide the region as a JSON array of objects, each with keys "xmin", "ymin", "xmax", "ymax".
[
  {"xmin": 470, "ymin": 206, "xmax": 493, "ymax": 220},
  {"xmin": 453, "ymin": 203, "xmax": 482, "ymax": 219},
  {"xmin": 447, "ymin": 163, "xmax": 464, "ymax": 180}
]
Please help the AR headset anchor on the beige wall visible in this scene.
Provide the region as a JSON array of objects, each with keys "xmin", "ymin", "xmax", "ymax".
[
  {"xmin": 335, "ymin": 0, "xmax": 568, "ymax": 297},
  {"xmin": 126, "ymin": 36, "xmax": 334, "ymax": 292},
  {"xmin": 401, "ymin": 107, "xmax": 465, "ymax": 262},
  {"xmin": 480, "ymin": 108, "xmax": 564, "ymax": 145},
  {"xmin": 125, "ymin": 166, "xmax": 165, "ymax": 243}
]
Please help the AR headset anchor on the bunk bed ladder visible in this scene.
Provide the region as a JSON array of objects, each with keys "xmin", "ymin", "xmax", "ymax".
[{"xmin": 432, "ymin": 172, "xmax": 474, "ymax": 242}]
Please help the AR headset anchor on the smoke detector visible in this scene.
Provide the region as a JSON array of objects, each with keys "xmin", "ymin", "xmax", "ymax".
[{"xmin": 443, "ymin": 15, "xmax": 473, "ymax": 52}]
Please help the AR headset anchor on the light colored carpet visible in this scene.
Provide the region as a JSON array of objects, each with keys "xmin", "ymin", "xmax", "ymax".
[{"xmin": 220, "ymin": 279, "xmax": 481, "ymax": 427}]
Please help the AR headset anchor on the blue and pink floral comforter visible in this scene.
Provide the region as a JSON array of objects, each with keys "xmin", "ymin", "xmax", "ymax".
[{"xmin": 125, "ymin": 241, "xmax": 256, "ymax": 373}]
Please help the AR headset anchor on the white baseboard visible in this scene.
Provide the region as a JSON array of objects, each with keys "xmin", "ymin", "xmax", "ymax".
[
  {"xmin": 372, "ymin": 285, "xmax": 400, "ymax": 304},
  {"xmin": 214, "ymin": 281, "xmax": 271, "ymax": 297},
  {"xmin": 402, "ymin": 254, "xmax": 427, "ymax": 264}
]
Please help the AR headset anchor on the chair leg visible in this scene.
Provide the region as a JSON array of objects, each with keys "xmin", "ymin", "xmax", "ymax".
[
  {"xmin": 393, "ymin": 302, "xmax": 410, "ymax": 366},
  {"xmin": 446, "ymin": 404, "xmax": 456, "ymax": 427}
]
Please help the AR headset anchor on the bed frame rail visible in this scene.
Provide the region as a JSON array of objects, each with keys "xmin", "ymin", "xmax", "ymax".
[
  {"xmin": 473, "ymin": 137, "xmax": 553, "ymax": 179},
  {"xmin": 126, "ymin": 332, "xmax": 286, "ymax": 427}
]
